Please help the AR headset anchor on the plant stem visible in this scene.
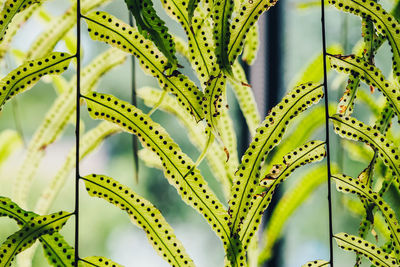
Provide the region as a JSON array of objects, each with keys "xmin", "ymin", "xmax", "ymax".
[
  {"xmin": 320, "ymin": 0, "xmax": 334, "ymax": 265},
  {"xmin": 74, "ymin": 0, "xmax": 81, "ymax": 265}
]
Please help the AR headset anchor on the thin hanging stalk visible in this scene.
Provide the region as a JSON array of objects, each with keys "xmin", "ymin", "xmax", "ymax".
[{"xmin": 321, "ymin": 0, "xmax": 334, "ymax": 265}]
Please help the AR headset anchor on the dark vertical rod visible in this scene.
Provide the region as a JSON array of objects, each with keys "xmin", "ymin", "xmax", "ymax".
[
  {"xmin": 74, "ymin": 0, "xmax": 81, "ymax": 265},
  {"xmin": 128, "ymin": 13, "xmax": 139, "ymax": 184},
  {"xmin": 320, "ymin": 0, "xmax": 334, "ymax": 266},
  {"xmin": 264, "ymin": 1, "xmax": 283, "ymax": 266}
]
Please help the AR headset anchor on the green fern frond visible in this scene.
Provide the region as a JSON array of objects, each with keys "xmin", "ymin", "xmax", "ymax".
[
  {"xmin": 328, "ymin": 0, "xmax": 400, "ymax": 81},
  {"xmin": 332, "ymin": 173, "xmax": 400, "ymax": 255},
  {"xmin": 329, "ymin": 55, "xmax": 400, "ymax": 119},
  {"xmin": 334, "ymin": 232, "xmax": 399, "ymax": 266},
  {"xmin": 162, "ymin": 0, "xmax": 217, "ymax": 87},
  {"xmin": 331, "ymin": 114, "xmax": 400, "ymax": 180},
  {"xmin": 0, "ymin": 52, "xmax": 73, "ymax": 110},
  {"xmin": 84, "ymin": 11, "xmax": 204, "ymax": 122},
  {"xmin": 228, "ymin": 83, "xmax": 323, "ymax": 236},
  {"xmin": 82, "ymin": 92, "xmax": 246, "ymax": 266},
  {"xmin": 263, "ymin": 104, "xmax": 335, "ymax": 173},
  {"xmin": 0, "ymin": 207, "xmax": 72, "ymax": 267},
  {"xmin": 239, "ymin": 141, "xmax": 326, "ymax": 251},
  {"xmin": 228, "ymin": 0, "xmax": 277, "ymax": 65},
  {"xmin": 82, "ymin": 174, "xmax": 194, "ymax": 266}
]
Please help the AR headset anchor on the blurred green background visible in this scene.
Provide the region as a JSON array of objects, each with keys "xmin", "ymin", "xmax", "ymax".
[{"xmin": 0, "ymin": 0, "xmax": 398, "ymax": 266}]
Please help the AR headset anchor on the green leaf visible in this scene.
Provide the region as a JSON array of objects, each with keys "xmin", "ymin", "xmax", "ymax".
[
  {"xmin": 228, "ymin": 0, "xmax": 277, "ymax": 65},
  {"xmin": 0, "ymin": 210, "xmax": 72, "ymax": 267},
  {"xmin": 230, "ymin": 61, "xmax": 261, "ymax": 136},
  {"xmin": 242, "ymin": 25, "xmax": 259, "ymax": 65},
  {"xmin": 258, "ymin": 164, "xmax": 335, "ymax": 264},
  {"xmin": 82, "ymin": 92, "xmax": 246, "ymax": 267},
  {"xmin": 0, "ymin": 0, "xmax": 42, "ymax": 42},
  {"xmin": 0, "ymin": 197, "xmax": 75, "ymax": 267},
  {"xmin": 12, "ymin": 48, "xmax": 126, "ymax": 207},
  {"xmin": 332, "ymin": 174, "xmax": 400, "ymax": 255},
  {"xmin": 239, "ymin": 141, "xmax": 326, "ymax": 251},
  {"xmin": 329, "ymin": 55, "xmax": 400, "ymax": 119},
  {"xmin": 301, "ymin": 260, "xmax": 329, "ymax": 267},
  {"xmin": 228, "ymin": 83, "xmax": 324, "ymax": 236},
  {"xmin": 79, "ymin": 256, "xmax": 123, "ymax": 267},
  {"xmin": 124, "ymin": 0, "xmax": 177, "ymax": 68},
  {"xmin": 0, "ymin": 52, "xmax": 73, "ymax": 110},
  {"xmin": 334, "ymin": 233, "xmax": 399, "ymax": 266},
  {"xmin": 328, "ymin": 0, "xmax": 400, "ymax": 81},
  {"xmin": 187, "ymin": 0, "xmax": 200, "ymax": 23},
  {"xmin": 330, "ymin": 114, "xmax": 400, "ymax": 180},
  {"xmin": 84, "ymin": 11, "xmax": 204, "ymax": 122},
  {"xmin": 212, "ymin": 0, "xmax": 234, "ymax": 76},
  {"xmin": 82, "ymin": 174, "xmax": 194, "ymax": 266}
]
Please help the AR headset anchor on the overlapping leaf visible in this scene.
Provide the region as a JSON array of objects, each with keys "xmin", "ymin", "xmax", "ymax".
[
  {"xmin": 228, "ymin": 83, "xmax": 324, "ymax": 236},
  {"xmin": 82, "ymin": 92, "xmax": 246, "ymax": 266},
  {"xmin": 212, "ymin": 0, "xmax": 234, "ymax": 76},
  {"xmin": 138, "ymin": 87, "xmax": 231, "ymax": 198},
  {"xmin": 124, "ymin": 0, "xmax": 177, "ymax": 68},
  {"xmin": 0, "ymin": 207, "xmax": 72, "ymax": 267},
  {"xmin": 239, "ymin": 141, "xmax": 326, "ymax": 251},
  {"xmin": 0, "ymin": 52, "xmax": 73, "ymax": 110},
  {"xmin": 0, "ymin": 197, "xmax": 75, "ymax": 266},
  {"xmin": 82, "ymin": 174, "xmax": 194, "ymax": 266},
  {"xmin": 84, "ymin": 11, "xmax": 204, "ymax": 122}
]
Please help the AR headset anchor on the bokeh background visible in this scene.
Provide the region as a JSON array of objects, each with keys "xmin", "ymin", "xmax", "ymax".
[{"xmin": 0, "ymin": 0, "xmax": 398, "ymax": 266}]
